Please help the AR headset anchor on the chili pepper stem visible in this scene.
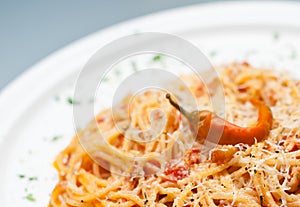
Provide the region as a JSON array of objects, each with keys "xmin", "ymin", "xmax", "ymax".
[{"xmin": 165, "ymin": 93, "xmax": 193, "ymax": 120}]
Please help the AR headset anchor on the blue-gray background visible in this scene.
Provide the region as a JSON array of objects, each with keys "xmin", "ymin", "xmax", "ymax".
[{"xmin": 0, "ymin": 0, "xmax": 221, "ymax": 90}]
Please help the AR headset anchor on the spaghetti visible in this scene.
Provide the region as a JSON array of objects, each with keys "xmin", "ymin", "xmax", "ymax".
[{"xmin": 48, "ymin": 63, "xmax": 300, "ymax": 207}]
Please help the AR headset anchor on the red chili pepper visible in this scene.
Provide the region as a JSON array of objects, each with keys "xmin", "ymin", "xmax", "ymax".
[{"xmin": 166, "ymin": 94, "xmax": 273, "ymax": 145}]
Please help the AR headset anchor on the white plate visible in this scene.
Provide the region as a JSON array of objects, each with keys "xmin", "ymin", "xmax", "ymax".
[{"xmin": 1, "ymin": 1, "xmax": 300, "ymax": 206}]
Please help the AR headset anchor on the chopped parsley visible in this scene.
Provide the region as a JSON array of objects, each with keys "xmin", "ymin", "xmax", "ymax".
[
  {"xmin": 131, "ymin": 61, "xmax": 138, "ymax": 72},
  {"xmin": 114, "ymin": 68, "xmax": 121, "ymax": 76},
  {"xmin": 209, "ymin": 50, "xmax": 218, "ymax": 57},
  {"xmin": 153, "ymin": 55, "xmax": 161, "ymax": 62},
  {"xmin": 290, "ymin": 50, "xmax": 297, "ymax": 60},
  {"xmin": 51, "ymin": 135, "xmax": 62, "ymax": 142},
  {"xmin": 18, "ymin": 174, "xmax": 25, "ymax": 179},
  {"xmin": 54, "ymin": 95, "xmax": 60, "ymax": 101},
  {"xmin": 25, "ymin": 194, "xmax": 36, "ymax": 202},
  {"xmin": 67, "ymin": 97, "xmax": 79, "ymax": 105},
  {"xmin": 67, "ymin": 97, "xmax": 74, "ymax": 104},
  {"xmin": 28, "ymin": 176, "xmax": 38, "ymax": 181},
  {"xmin": 19, "ymin": 174, "xmax": 38, "ymax": 181},
  {"xmin": 101, "ymin": 77, "xmax": 109, "ymax": 82},
  {"xmin": 273, "ymin": 32, "xmax": 280, "ymax": 40}
]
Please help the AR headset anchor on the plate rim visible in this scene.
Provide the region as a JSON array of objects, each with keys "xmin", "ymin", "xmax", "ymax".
[{"xmin": 2, "ymin": 1, "xmax": 300, "ymax": 205}]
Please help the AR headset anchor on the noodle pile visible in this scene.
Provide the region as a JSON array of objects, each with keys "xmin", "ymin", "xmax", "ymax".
[{"xmin": 48, "ymin": 63, "xmax": 300, "ymax": 207}]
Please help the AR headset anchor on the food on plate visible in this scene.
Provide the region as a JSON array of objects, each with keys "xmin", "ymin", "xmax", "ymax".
[{"xmin": 48, "ymin": 63, "xmax": 300, "ymax": 207}]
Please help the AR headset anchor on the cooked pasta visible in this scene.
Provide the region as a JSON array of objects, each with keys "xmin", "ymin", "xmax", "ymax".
[{"xmin": 48, "ymin": 63, "xmax": 300, "ymax": 207}]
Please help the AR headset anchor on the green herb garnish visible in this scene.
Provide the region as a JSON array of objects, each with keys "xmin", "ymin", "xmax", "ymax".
[
  {"xmin": 25, "ymin": 194, "xmax": 36, "ymax": 202},
  {"xmin": 153, "ymin": 55, "xmax": 161, "ymax": 62},
  {"xmin": 28, "ymin": 177, "xmax": 38, "ymax": 181},
  {"xmin": 131, "ymin": 61, "xmax": 138, "ymax": 72},
  {"xmin": 273, "ymin": 32, "xmax": 280, "ymax": 40},
  {"xmin": 290, "ymin": 50, "xmax": 297, "ymax": 59},
  {"xmin": 114, "ymin": 68, "xmax": 121, "ymax": 76},
  {"xmin": 51, "ymin": 135, "xmax": 62, "ymax": 142},
  {"xmin": 19, "ymin": 174, "xmax": 25, "ymax": 179},
  {"xmin": 67, "ymin": 98, "xmax": 79, "ymax": 105},
  {"xmin": 209, "ymin": 50, "xmax": 218, "ymax": 57}
]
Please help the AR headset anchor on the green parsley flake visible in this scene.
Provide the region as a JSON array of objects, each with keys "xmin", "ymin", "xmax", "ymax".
[
  {"xmin": 67, "ymin": 98, "xmax": 79, "ymax": 105},
  {"xmin": 25, "ymin": 194, "xmax": 36, "ymax": 202},
  {"xmin": 131, "ymin": 61, "xmax": 138, "ymax": 72},
  {"xmin": 153, "ymin": 55, "xmax": 161, "ymax": 62},
  {"xmin": 28, "ymin": 177, "xmax": 38, "ymax": 181},
  {"xmin": 114, "ymin": 68, "xmax": 121, "ymax": 76},
  {"xmin": 54, "ymin": 95, "xmax": 60, "ymax": 101},
  {"xmin": 273, "ymin": 32, "xmax": 280, "ymax": 40},
  {"xmin": 209, "ymin": 50, "xmax": 218, "ymax": 57},
  {"xmin": 19, "ymin": 174, "xmax": 25, "ymax": 179},
  {"xmin": 290, "ymin": 50, "xmax": 297, "ymax": 59},
  {"xmin": 51, "ymin": 135, "xmax": 62, "ymax": 142}
]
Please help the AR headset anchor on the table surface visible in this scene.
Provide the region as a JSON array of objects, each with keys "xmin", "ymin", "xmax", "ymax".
[{"xmin": 0, "ymin": 0, "xmax": 220, "ymax": 90}]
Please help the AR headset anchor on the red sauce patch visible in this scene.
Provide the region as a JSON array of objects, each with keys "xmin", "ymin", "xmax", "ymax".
[
  {"xmin": 164, "ymin": 145, "xmax": 201, "ymax": 181},
  {"xmin": 164, "ymin": 160, "xmax": 189, "ymax": 181},
  {"xmin": 186, "ymin": 147, "xmax": 201, "ymax": 165}
]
